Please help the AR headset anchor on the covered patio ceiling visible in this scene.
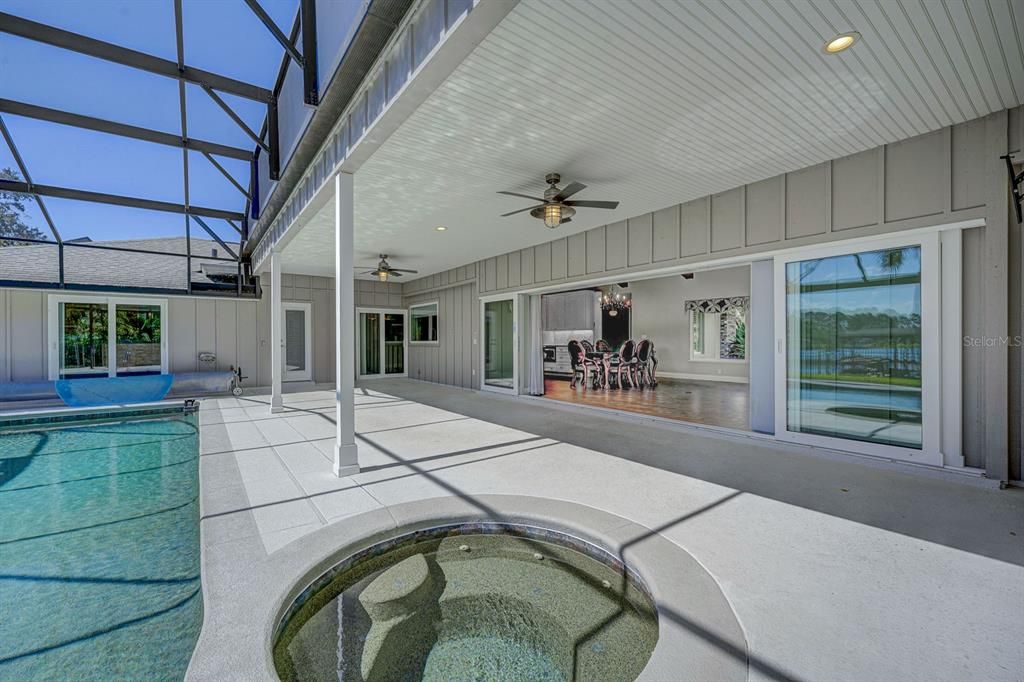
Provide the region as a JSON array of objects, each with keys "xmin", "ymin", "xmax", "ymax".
[{"xmin": 279, "ymin": 0, "xmax": 1024, "ymax": 279}]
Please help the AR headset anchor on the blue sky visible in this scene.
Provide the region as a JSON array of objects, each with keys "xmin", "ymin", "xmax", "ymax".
[{"xmin": 0, "ymin": 0, "xmax": 297, "ymax": 244}]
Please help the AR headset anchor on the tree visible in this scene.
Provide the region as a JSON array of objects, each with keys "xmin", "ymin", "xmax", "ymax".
[{"xmin": 1, "ymin": 167, "xmax": 46, "ymax": 246}]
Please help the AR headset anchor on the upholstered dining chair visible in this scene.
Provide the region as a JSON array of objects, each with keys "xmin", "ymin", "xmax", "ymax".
[
  {"xmin": 614, "ymin": 339, "xmax": 636, "ymax": 388},
  {"xmin": 567, "ymin": 339, "xmax": 598, "ymax": 389},
  {"xmin": 634, "ymin": 339, "xmax": 654, "ymax": 387}
]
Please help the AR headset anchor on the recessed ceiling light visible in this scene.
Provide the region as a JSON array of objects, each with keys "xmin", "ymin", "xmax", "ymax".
[
  {"xmin": 823, "ymin": 31, "xmax": 860, "ymax": 54},
  {"xmin": 435, "ymin": 226, "xmax": 447, "ymax": 231}
]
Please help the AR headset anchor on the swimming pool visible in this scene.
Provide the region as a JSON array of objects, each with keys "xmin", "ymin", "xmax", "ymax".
[{"xmin": 0, "ymin": 407, "xmax": 202, "ymax": 680}]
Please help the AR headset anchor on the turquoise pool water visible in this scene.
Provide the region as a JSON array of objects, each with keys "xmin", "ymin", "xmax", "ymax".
[{"xmin": 0, "ymin": 409, "xmax": 202, "ymax": 680}]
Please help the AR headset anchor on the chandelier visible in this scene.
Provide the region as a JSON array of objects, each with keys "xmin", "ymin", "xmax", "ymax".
[{"xmin": 600, "ymin": 292, "xmax": 631, "ymax": 317}]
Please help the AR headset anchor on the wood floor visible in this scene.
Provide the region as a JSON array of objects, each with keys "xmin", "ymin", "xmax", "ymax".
[{"xmin": 542, "ymin": 376, "xmax": 750, "ymax": 430}]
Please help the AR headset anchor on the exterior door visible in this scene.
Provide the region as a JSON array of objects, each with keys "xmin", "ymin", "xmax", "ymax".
[
  {"xmin": 283, "ymin": 302, "xmax": 312, "ymax": 382},
  {"xmin": 357, "ymin": 308, "xmax": 407, "ymax": 379}
]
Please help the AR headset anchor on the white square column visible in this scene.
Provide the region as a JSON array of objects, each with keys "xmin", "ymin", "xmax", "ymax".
[
  {"xmin": 333, "ymin": 171, "xmax": 359, "ymax": 476},
  {"xmin": 270, "ymin": 248, "xmax": 284, "ymax": 413}
]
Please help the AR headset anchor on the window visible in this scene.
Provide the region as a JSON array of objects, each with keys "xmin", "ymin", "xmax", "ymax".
[
  {"xmin": 688, "ymin": 298, "xmax": 747, "ymax": 362},
  {"xmin": 48, "ymin": 295, "xmax": 167, "ymax": 380},
  {"xmin": 409, "ymin": 302, "xmax": 438, "ymax": 343}
]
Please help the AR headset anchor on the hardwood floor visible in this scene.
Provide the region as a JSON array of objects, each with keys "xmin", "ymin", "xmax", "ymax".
[{"xmin": 542, "ymin": 376, "xmax": 750, "ymax": 430}]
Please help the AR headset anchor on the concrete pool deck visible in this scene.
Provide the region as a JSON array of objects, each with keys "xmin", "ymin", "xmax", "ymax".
[{"xmin": 188, "ymin": 379, "xmax": 1024, "ymax": 681}]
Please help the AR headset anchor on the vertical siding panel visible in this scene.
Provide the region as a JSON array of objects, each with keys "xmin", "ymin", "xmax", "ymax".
[
  {"xmin": 680, "ymin": 198, "xmax": 709, "ymax": 257},
  {"xmin": 785, "ymin": 164, "xmax": 828, "ymax": 239},
  {"xmin": 627, "ymin": 213, "xmax": 653, "ymax": 266},
  {"xmin": 520, "ymin": 248, "xmax": 534, "ymax": 285},
  {"xmin": 484, "ymin": 258, "xmax": 497, "ymax": 292},
  {"xmin": 652, "ymin": 205, "xmax": 680, "ymax": 262},
  {"xmin": 236, "ymin": 301, "xmax": 259, "ymax": 383},
  {"xmin": 711, "ymin": 187, "xmax": 744, "ymax": 252},
  {"xmin": 195, "ymin": 300, "xmax": 217, "ymax": 372},
  {"xmin": 951, "ymin": 119, "xmax": 988, "ymax": 211},
  {"xmin": 169, "ymin": 298, "xmax": 197, "ymax": 373},
  {"xmin": 605, "ymin": 220, "xmax": 627, "ymax": 269},
  {"xmin": 534, "ymin": 243, "xmax": 552, "ymax": 282},
  {"xmin": 10, "ymin": 291, "xmax": 44, "ymax": 381},
  {"xmin": 586, "ymin": 227, "xmax": 606, "ymax": 273},
  {"xmin": 214, "ymin": 300, "xmax": 237, "ymax": 373},
  {"xmin": 884, "ymin": 130, "xmax": 945, "ymax": 222},
  {"xmin": 567, "ymin": 232, "xmax": 587, "ymax": 277},
  {"xmin": 508, "ymin": 251, "xmax": 521, "ymax": 288},
  {"xmin": 0, "ymin": 290, "xmax": 8, "ymax": 381},
  {"xmin": 745, "ymin": 176, "xmax": 784, "ymax": 246},
  {"xmin": 832, "ymin": 148, "xmax": 880, "ymax": 231},
  {"xmin": 496, "ymin": 254, "xmax": 509, "ymax": 290},
  {"xmin": 551, "ymin": 238, "xmax": 568, "ymax": 280}
]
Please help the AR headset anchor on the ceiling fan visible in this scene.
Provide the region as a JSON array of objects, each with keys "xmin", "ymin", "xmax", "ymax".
[
  {"xmin": 497, "ymin": 173, "xmax": 620, "ymax": 228},
  {"xmin": 356, "ymin": 254, "xmax": 417, "ymax": 282}
]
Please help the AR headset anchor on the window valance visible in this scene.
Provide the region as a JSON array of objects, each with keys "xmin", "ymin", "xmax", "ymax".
[{"xmin": 684, "ymin": 296, "xmax": 749, "ymax": 313}]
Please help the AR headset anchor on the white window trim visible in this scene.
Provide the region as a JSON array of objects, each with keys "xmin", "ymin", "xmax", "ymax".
[
  {"xmin": 688, "ymin": 308, "xmax": 749, "ymax": 363},
  {"xmin": 408, "ymin": 300, "xmax": 440, "ymax": 345},
  {"xmin": 772, "ymin": 231, "xmax": 943, "ymax": 466},
  {"xmin": 282, "ymin": 301, "xmax": 313, "ymax": 382},
  {"xmin": 47, "ymin": 294, "xmax": 168, "ymax": 381},
  {"xmin": 356, "ymin": 307, "xmax": 409, "ymax": 379}
]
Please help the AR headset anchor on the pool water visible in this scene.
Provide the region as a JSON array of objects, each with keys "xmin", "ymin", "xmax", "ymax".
[
  {"xmin": 0, "ymin": 410, "xmax": 202, "ymax": 681},
  {"xmin": 275, "ymin": 530, "xmax": 659, "ymax": 682}
]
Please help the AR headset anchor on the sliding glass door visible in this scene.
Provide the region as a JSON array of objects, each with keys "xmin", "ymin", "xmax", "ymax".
[
  {"xmin": 774, "ymin": 234, "xmax": 940, "ymax": 463},
  {"xmin": 481, "ymin": 295, "xmax": 517, "ymax": 393},
  {"xmin": 357, "ymin": 309, "xmax": 407, "ymax": 379},
  {"xmin": 50, "ymin": 296, "xmax": 167, "ymax": 380},
  {"xmin": 59, "ymin": 301, "xmax": 109, "ymax": 379}
]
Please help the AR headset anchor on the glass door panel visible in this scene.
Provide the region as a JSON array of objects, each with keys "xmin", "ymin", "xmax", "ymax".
[
  {"xmin": 359, "ymin": 312, "xmax": 381, "ymax": 376},
  {"xmin": 283, "ymin": 305, "xmax": 312, "ymax": 381},
  {"xmin": 484, "ymin": 299, "xmax": 515, "ymax": 389},
  {"xmin": 384, "ymin": 313, "xmax": 404, "ymax": 374},
  {"xmin": 59, "ymin": 302, "xmax": 108, "ymax": 379},
  {"xmin": 115, "ymin": 303, "xmax": 162, "ymax": 376},
  {"xmin": 785, "ymin": 245, "xmax": 922, "ymax": 449}
]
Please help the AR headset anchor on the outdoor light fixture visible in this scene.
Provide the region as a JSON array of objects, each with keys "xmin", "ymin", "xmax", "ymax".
[
  {"xmin": 435, "ymin": 226, "xmax": 447, "ymax": 231},
  {"xmin": 377, "ymin": 270, "xmax": 389, "ymax": 282},
  {"xmin": 823, "ymin": 31, "xmax": 859, "ymax": 54}
]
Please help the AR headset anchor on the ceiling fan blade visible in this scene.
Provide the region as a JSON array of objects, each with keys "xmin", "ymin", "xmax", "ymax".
[
  {"xmin": 389, "ymin": 271, "xmax": 404, "ymax": 277},
  {"xmin": 553, "ymin": 181, "xmax": 586, "ymax": 202},
  {"xmin": 390, "ymin": 268, "xmax": 418, "ymax": 273},
  {"xmin": 501, "ymin": 204, "xmax": 546, "ymax": 217},
  {"xmin": 564, "ymin": 199, "xmax": 620, "ymax": 209},
  {"xmin": 561, "ymin": 217, "xmax": 572, "ymax": 224},
  {"xmin": 497, "ymin": 190, "xmax": 545, "ymax": 202}
]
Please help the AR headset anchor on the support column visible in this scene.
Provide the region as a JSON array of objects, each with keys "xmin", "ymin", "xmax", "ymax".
[
  {"xmin": 270, "ymin": 248, "xmax": 284, "ymax": 413},
  {"xmin": 334, "ymin": 171, "xmax": 359, "ymax": 476}
]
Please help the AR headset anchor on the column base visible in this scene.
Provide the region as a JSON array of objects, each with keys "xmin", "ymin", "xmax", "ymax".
[
  {"xmin": 333, "ymin": 442, "xmax": 360, "ymax": 477},
  {"xmin": 270, "ymin": 393, "xmax": 284, "ymax": 413}
]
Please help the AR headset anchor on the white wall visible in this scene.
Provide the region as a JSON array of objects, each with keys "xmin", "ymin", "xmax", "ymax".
[{"xmin": 628, "ymin": 265, "xmax": 750, "ymax": 381}]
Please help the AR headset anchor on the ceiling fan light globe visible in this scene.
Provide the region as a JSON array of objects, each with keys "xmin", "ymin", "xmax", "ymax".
[
  {"xmin": 377, "ymin": 270, "xmax": 389, "ymax": 282},
  {"xmin": 543, "ymin": 204, "xmax": 562, "ymax": 228}
]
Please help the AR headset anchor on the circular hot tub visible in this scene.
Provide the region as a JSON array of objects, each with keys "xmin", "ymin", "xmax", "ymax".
[{"xmin": 273, "ymin": 524, "xmax": 659, "ymax": 681}]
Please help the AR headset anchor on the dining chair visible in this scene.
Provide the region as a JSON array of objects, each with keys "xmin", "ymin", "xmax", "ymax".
[
  {"xmin": 615, "ymin": 339, "xmax": 636, "ymax": 388},
  {"xmin": 634, "ymin": 339, "xmax": 654, "ymax": 387},
  {"xmin": 567, "ymin": 339, "xmax": 598, "ymax": 389}
]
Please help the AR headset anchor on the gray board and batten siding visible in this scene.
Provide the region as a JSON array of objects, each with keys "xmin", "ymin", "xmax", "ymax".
[
  {"xmin": 0, "ymin": 277, "xmax": 399, "ymax": 389},
  {"xmin": 401, "ymin": 108, "xmax": 1023, "ymax": 481}
]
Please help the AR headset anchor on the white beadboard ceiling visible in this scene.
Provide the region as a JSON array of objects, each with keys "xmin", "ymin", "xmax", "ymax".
[{"xmin": 281, "ymin": 0, "xmax": 1024, "ymax": 278}]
